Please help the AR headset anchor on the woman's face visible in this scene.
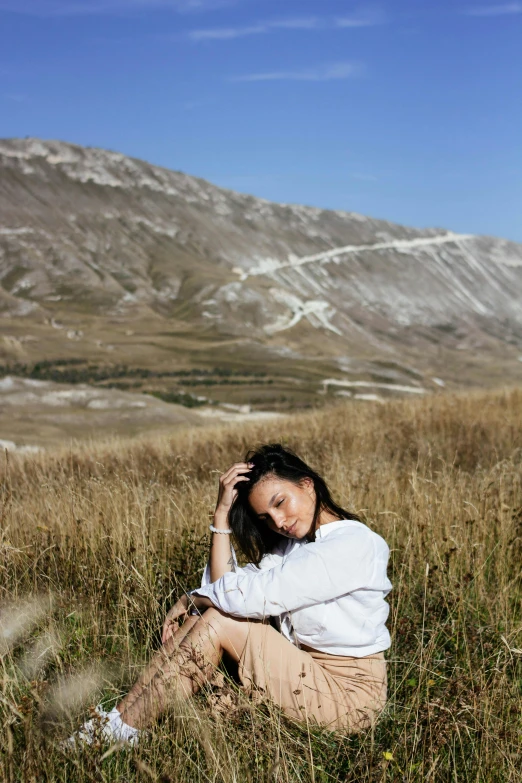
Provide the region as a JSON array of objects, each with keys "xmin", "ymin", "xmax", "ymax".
[{"xmin": 248, "ymin": 475, "xmax": 316, "ymax": 539}]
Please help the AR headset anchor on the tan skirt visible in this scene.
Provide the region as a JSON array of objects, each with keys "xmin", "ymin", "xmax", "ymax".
[{"xmin": 231, "ymin": 620, "xmax": 387, "ymax": 733}]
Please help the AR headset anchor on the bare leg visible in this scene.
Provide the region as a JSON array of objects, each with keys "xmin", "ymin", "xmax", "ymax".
[
  {"xmin": 117, "ymin": 608, "xmax": 259, "ymax": 729},
  {"xmin": 117, "ymin": 615, "xmax": 200, "ymax": 700}
]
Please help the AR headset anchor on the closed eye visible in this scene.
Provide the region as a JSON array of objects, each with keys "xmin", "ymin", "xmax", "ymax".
[{"xmin": 258, "ymin": 498, "xmax": 284, "ymax": 521}]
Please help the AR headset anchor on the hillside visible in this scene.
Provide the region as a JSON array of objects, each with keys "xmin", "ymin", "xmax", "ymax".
[{"xmin": 2, "ymin": 137, "xmax": 522, "ymax": 414}]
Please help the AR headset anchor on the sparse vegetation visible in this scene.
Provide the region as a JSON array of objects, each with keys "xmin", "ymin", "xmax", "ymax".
[
  {"xmin": 147, "ymin": 389, "xmax": 210, "ymax": 408},
  {"xmin": 0, "ymin": 360, "xmax": 277, "ymax": 410},
  {"xmin": 1, "ymin": 386, "xmax": 521, "ymax": 781},
  {"xmin": 0, "ymin": 359, "xmax": 269, "ymax": 385}
]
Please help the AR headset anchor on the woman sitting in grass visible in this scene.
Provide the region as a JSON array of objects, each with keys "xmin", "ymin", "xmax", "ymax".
[{"xmin": 70, "ymin": 443, "xmax": 392, "ymax": 744}]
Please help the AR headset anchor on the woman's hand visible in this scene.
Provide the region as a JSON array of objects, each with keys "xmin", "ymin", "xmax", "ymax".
[
  {"xmin": 215, "ymin": 461, "xmax": 253, "ymax": 517},
  {"xmin": 162, "ymin": 594, "xmax": 190, "ymax": 644},
  {"xmin": 162, "ymin": 594, "xmax": 214, "ymax": 644}
]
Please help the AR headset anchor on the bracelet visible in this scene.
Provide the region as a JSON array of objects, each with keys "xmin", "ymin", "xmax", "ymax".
[
  {"xmin": 209, "ymin": 524, "xmax": 233, "ymax": 534},
  {"xmin": 185, "ymin": 591, "xmax": 199, "ymax": 615}
]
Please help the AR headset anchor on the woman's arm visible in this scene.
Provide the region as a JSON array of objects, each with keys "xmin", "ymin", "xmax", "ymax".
[
  {"xmin": 208, "ymin": 461, "xmax": 253, "ymax": 583},
  {"xmin": 162, "ymin": 461, "xmax": 251, "ymax": 642},
  {"xmin": 191, "ymin": 526, "xmax": 390, "ymax": 619},
  {"xmin": 208, "ymin": 508, "xmax": 237, "ymax": 582}
]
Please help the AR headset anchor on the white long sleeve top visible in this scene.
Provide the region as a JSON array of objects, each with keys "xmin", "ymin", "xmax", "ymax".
[{"xmin": 190, "ymin": 518, "xmax": 392, "ymax": 657}]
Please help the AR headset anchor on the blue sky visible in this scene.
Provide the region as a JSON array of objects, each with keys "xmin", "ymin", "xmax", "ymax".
[{"xmin": 1, "ymin": 0, "xmax": 521, "ymax": 241}]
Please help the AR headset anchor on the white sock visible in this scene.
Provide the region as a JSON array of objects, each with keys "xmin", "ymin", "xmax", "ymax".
[
  {"xmin": 65, "ymin": 704, "xmax": 141, "ymax": 748},
  {"xmin": 106, "ymin": 707, "xmax": 141, "ymax": 744}
]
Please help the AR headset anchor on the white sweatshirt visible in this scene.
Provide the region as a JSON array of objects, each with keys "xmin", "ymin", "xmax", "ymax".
[{"xmin": 190, "ymin": 518, "xmax": 392, "ymax": 657}]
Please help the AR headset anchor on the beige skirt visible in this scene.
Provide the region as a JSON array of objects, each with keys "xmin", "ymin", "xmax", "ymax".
[{"xmin": 227, "ymin": 620, "xmax": 387, "ymax": 733}]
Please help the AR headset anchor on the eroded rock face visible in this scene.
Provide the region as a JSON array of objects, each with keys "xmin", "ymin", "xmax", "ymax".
[{"xmin": 1, "ymin": 137, "xmax": 522, "ymax": 391}]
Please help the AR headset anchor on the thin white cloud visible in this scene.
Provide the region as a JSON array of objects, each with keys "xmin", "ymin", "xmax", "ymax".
[
  {"xmin": 0, "ymin": 0, "xmax": 235, "ymax": 16},
  {"xmin": 188, "ymin": 17, "xmax": 321, "ymax": 40},
  {"xmin": 188, "ymin": 10, "xmax": 387, "ymax": 43},
  {"xmin": 271, "ymin": 17, "xmax": 321, "ymax": 30},
  {"xmin": 189, "ymin": 24, "xmax": 265, "ymax": 40},
  {"xmin": 335, "ymin": 8, "xmax": 386, "ymax": 27},
  {"xmin": 464, "ymin": 2, "xmax": 522, "ymax": 15},
  {"xmin": 229, "ymin": 62, "xmax": 364, "ymax": 83}
]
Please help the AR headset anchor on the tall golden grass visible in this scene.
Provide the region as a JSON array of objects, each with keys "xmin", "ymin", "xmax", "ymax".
[{"xmin": 1, "ymin": 386, "xmax": 521, "ymax": 781}]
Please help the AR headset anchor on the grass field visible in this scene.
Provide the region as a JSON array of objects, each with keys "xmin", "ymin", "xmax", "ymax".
[{"xmin": 1, "ymin": 386, "xmax": 521, "ymax": 781}]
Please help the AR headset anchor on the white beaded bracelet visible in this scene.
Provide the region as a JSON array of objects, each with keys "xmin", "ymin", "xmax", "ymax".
[{"xmin": 209, "ymin": 524, "xmax": 233, "ymax": 534}]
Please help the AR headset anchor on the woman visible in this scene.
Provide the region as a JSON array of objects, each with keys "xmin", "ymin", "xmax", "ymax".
[{"xmin": 69, "ymin": 443, "xmax": 392, "ymax": 745}]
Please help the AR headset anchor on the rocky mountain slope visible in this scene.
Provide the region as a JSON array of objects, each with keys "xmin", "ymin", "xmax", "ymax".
[{"xmin": 2, "ymin": 137, "xmax": 522, "ymax": 409}]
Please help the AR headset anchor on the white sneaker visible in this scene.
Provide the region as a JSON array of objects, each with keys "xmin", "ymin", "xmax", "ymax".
[{"xmin": 64, "ymin": 704, "xmax": 140, "ymax": 748}]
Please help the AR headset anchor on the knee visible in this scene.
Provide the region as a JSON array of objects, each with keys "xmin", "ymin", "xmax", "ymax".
[{"xmin": 197, "ymin": 607, "xmax": 243, "ymax": 638}]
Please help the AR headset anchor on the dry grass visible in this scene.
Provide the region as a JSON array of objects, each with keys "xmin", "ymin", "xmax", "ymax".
[{"xmin": 1, "ymin": 386, "xmax": 521, "ymax": 782}]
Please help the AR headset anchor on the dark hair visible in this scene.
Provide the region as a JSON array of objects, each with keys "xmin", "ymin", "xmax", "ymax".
[{"xmin": 228, "ymin": 443, "xmax": 361, "ymax": 566}]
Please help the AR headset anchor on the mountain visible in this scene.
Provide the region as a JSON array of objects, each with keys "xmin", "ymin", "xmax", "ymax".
[{"xmin": 2, "ymin": 137, "xmax": 522, "ymax": 412}]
